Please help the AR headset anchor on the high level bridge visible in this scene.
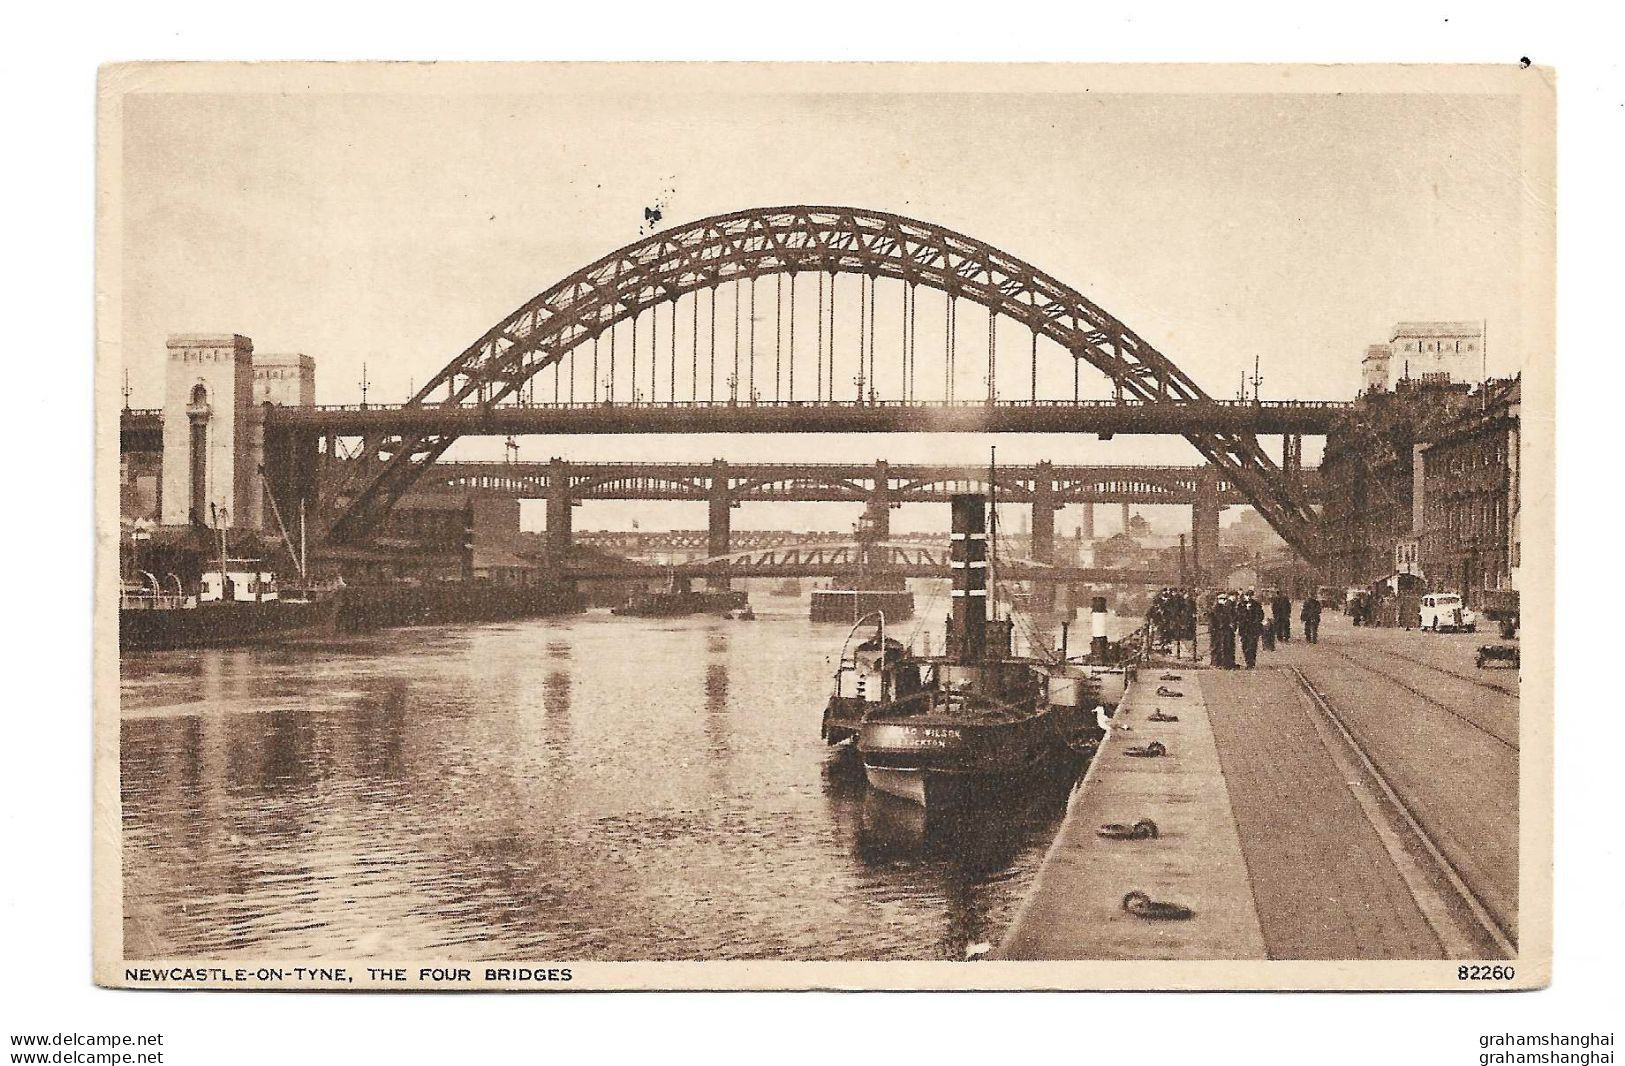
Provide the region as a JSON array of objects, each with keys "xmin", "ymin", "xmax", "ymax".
[
  {"xmin": 130, "ymin": 205, "xmax": 1347, "ymax": 568},
  {"xmin": 417, "ymin": 459, "xmax": 1322, "ymax": 575}
]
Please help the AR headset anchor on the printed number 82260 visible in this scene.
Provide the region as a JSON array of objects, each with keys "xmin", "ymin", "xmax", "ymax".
[{"xmin": 1458, "ymin": 965, "xmax": 1515, "ymax": 980}]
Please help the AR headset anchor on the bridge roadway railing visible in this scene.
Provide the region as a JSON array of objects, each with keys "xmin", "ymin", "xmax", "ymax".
[{"xmin": 252, "ymin": 397, "xmax": 1350, "ymax": 436}]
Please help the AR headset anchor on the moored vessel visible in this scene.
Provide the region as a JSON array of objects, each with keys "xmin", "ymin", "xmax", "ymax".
[
  {"xmin": 808, "ymin": 512, "xmax": 914, "ymax": 623},
  {"xmin": 840, "ymin": 493, "xmax": 1092, "ymax": 808},
  {"xmin": 611, "ymin": 574, "xmax": 748, "ymax": 617},
  {"xmin": 119, "ymin": 560, "xmax": 338, "ymax": 651},
  {"xmin": 809, "ymin": 573, "xmax": 915, "ymax": 624}
]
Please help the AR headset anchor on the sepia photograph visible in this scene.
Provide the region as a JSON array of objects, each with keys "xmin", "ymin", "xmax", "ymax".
[{"xmin": 92, "ymin": 61, "xmax": 1554, "ymax": 991}]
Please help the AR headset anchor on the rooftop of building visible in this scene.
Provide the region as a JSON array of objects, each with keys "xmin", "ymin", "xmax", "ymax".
[
  {"xmin": 167, "ymin": 333, "xmax": 253, "ymax": 348},
  {"xmin": 1390, "ymin": 321, "xmax": 1486, "ymax": 338},
  {"xmin": 252, "ymin": 352, "xmax": 315, "ymax": 369}
]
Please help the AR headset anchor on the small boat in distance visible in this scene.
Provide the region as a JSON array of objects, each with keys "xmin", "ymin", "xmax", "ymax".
[
  {"xmin": 612, "ymin": 573, "xmax": 748, "ymax": 617},
  {"xmin": 809, "ymin": 512, "xmax": 914, "ymax": 623}
]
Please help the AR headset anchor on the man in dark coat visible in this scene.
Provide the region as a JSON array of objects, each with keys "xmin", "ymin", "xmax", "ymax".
[
  {"xmin": 1206, "ymin": 594, "xmax": 1220, "ymax": 665},
  {"xmin": 1238, "ymin": 590, "xmax": 1266, "ymax": 668},
  {"xmin": 1272, "ymin": 590, "xmax": 1292, "ymax": 642},
  {"xmin": 1301, "ymin": 595, "xmax": 1322, "ymax": 643},
  {"xmin": 1214, "ymin": 594, "xmax": 1238, "ymax": 669}
]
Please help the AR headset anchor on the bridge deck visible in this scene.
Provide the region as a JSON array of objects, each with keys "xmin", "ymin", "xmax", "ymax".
[{"xmin": 198, "ymin": 399, "xmax": 1344, "ymax": 437}]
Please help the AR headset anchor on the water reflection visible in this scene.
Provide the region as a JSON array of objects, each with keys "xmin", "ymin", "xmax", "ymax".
[{"xmin": 121, "ymin": 602, "xmax": 1123, "ymax": 961}]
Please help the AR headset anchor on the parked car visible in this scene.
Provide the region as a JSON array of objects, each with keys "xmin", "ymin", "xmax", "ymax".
[{"xmin": 1418, "ymin": 593, "xmax": 1476, "ymax": 633}]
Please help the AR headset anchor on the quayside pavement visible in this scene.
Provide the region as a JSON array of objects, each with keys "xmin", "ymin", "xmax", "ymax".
[{"xmin": 995, "ymin": 615, "xmax": 1519, "ymax": 960}]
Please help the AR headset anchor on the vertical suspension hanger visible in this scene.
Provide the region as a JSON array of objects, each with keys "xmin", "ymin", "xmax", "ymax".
[
  {"xmin": 828, "ymin": 269, "xmax": 838, "ymax": 402},
  {"xmin": 815, "ymin": 271, "xmax": 825, "ymax": 403},
  {"xmin": 709, "ymin": 283, "xmax": 717, "ymax": 403},
  {"xmin": 775, "ymin": 272, "xmax": 783, "ymax": 403},
  {"xmin": 868, "ymin": 272, "xmax": 877, "ymax": 402},
  {"xmin": 788, "ymin": 271, "xmax": 797, "ymax": 401},
  {"xmin": 1030, "ymin": 290, "xmax": 1038, "ymax": 403},
  {"xmin": 856, "ymin": 272, "xmax": 867, "ymax": 401},
  {"xmin": 749, "ymin": 274, "xmax": 757, "ymax": 404},
  {"xmin": 899, "ymin": 280, "xmax": 909, "ymax": 404},
  {"xmin": 691, "ymin": 288, "xmax": 699, "ymax": 402},
  {"xmin": 987, "ymin": 303, "xmax": 997, "ymax": 405},
  {"xmin": 910, "ymin": 281, "xmax": 920, "ymax": 403}
]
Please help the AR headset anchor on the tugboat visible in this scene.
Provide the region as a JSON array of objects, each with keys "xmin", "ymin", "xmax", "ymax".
[
  {"xmin": 611, "ymin": 573, "xmax": 748, "ymax": 617},
  {"xmin": 831, "ymin": 492, "xmax": 1099, "ymax": 809},
  {"xmin": 809, "ymin": 512, "xmax": 915, "ymax": 623}
]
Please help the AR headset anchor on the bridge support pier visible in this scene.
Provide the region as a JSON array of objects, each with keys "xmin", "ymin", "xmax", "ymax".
[
  {"xmin": 546, "ymin": 457, "xmax": 574, "ymax": 561},
  {"xmin": 708, "ymin": 459, "xmax": 733, "ymax": 590},
  {"xmin": 1191, "ymin": 465, "xmax": 1221, "ymax": 587},
  {"xmin": 864, "ymin": 460, "xmax": 892, "ymax": 541},
  {"xmin": 1080, "ymin": 502, "xmax": 1095, "ymax": 541},
  {"xmin": 1283, "ymin": 433, "xmax": 1303, "ymax": 488},
  {"xmin": 1031, "ymin": 461, "xmax": 1058, "ymax": 609}
]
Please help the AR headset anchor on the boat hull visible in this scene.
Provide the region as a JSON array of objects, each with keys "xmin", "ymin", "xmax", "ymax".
[
  {"xmin": 119, "ymin": 597, "xmax": 338, "ymax": 651},
  {"xmin": 857, "ymin": 713, "xmax": 1064, "ymax": 808},
  {"xmin": 810, "ymin": 589, "xmax": 914, "ymax": 623},
  {"xmin": 821, "ymin": 695, "xmax": 867, "ymax": 744},
  {"xmin": 612, "ymin": 590, "xmax": 748, "ymax": 617}
]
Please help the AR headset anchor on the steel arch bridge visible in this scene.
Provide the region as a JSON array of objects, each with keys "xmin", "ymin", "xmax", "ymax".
[{"xmin": 320, "ymin": 205, "xmax": 1322, "ymax": 560}]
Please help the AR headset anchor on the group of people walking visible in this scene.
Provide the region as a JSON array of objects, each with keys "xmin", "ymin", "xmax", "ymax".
[{"xmin": 1149, "ymin": 586, "xmax": 1322, "ymax": 669}]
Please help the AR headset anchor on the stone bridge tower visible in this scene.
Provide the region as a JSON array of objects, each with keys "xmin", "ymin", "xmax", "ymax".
[{"xmin": 160, "ymin": 334, "xmax": 261, "ymax": 532}]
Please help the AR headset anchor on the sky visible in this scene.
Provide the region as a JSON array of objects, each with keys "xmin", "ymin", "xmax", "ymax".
[{"xmin": 116, "ymin": 70, "xmax": 1533, "ymax": 532}]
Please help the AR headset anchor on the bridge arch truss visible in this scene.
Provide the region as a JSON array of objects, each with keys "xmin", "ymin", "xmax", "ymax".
[{"xmin": 323, "ymin": 206, "xmax": 1320, "ymax": 559}]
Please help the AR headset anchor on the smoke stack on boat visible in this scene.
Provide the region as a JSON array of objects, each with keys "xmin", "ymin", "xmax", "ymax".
[
  {"xmin": 948, "ymin": 495, "xmax": 988, "ymax": 662},
  {"xmin": 830, "ymin": 490, "xmax": 1082, "ymax": 808},
  {"xmin": 1090, "ymin": 595, "xmax": 1110, "ymax": 662}
]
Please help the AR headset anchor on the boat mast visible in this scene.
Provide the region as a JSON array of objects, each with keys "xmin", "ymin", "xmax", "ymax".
[
  {"xmin": 988, "ymin": 446, "xmax": 998, "ymax": 621},
  {"xmin": 211, "ymin": 502, "xmax": 229, "ymax": 599}
]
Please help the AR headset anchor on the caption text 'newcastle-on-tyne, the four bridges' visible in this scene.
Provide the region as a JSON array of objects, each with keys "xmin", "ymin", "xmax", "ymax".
[{"xmin": 120, "ymin": 205, "xmax": 1348, "ymax": 582}]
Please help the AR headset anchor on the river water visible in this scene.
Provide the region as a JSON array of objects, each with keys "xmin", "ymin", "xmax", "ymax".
[{"xmin": 119, "ymin": 589, "xmax": 1129, "ymax": 962}]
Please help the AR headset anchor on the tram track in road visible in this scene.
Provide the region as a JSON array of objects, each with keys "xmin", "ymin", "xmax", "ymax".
[
  {"xmin": 1287, "ymin": 666, "xmax": 1518, "ymax": 960},
  {"xmin": 1317, "ymin": 644, "xmax": 1518, "ymax": 752},
  {"xmin": 1375, "ymin": 642, "xmax": 1519, "ymax": 698}
]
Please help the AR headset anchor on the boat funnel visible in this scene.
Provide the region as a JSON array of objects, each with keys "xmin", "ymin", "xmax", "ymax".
[
  {"xmin": 949, "ymin": 494, "xmax": 988, "ymax": 661},
  {"xmin": 1090, "ymin": 595, "xmax": 1110, "ymax": 661}
]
